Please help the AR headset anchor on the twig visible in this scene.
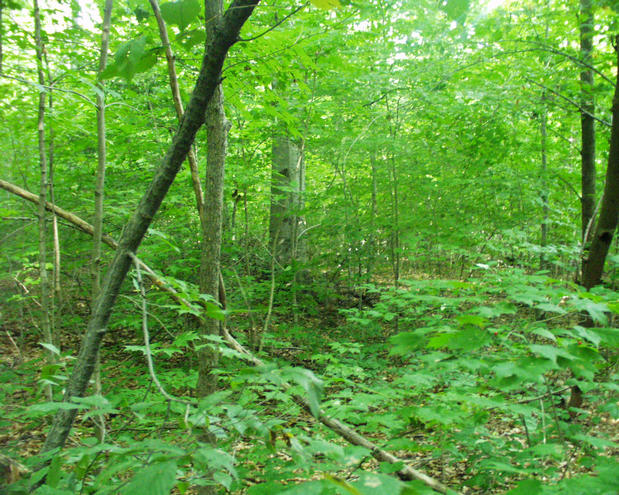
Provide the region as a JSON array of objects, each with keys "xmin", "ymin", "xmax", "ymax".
[
  {"xmin": 4, "ymin": 330, "xmax": 24, "ymax": 363},
  {"xmin": 231, "ymin": 266, "xmax": 257, "ymax": 331},
  {"xmin": 525, "ymin": 77, "xmax": 611, "ymax": 128},
  {"xmin": 130, "ymin": 252, "xmax": 194, "ymax": 406},
  {"xmin": 238, "ymin": 3, "xmax": 307, "ymax": 42}
]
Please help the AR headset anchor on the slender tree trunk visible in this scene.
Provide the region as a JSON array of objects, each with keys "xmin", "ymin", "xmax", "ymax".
[
  {"xmin": 196, "ymin": 0, "xmax": 228, "ymax": 405},
  {"xmin": 540, "ymin": 92, "xmax": 549, "ymax": 270},
  {"xmin": 149, "ymin": 0, "xmax": 206, "ymax": 227},
  {"xmin": 91, "ymin": 0, "xmax": 113, "ymax": 444},
  {"xmin": 34, "ymin": 0, "xmax": 53, "ymax": 401},
  {"xmin": 367, "ymin": 153, "xmax": 377, "ymax": 283},
  {"xmin": 580, "ymin": 0, "xmax": 596, "ymax": 258},
  {"xmin": 0, "ymin": 0, "xmax": 4, "ymax": 74},
  {"xmin": 39, "ymin": 0, "xmax": 259, "ymax": 458},
  {"xmin": 195, "ymin": 3, "xmax": 229, "ymax": 493},
  {"xmin": 43, "ymin": 51, "xmax": 61, "ymax": 345},
  {"xmin": 582, "ymin": 38, "xmax": 619, "ymax": 290},
  {"xmin": 48, "ymin": 111, "xmax": 61, "ymax": 317},
  {"xmin": 149, "ymin": 0, "xmax": 229, "ymax": 410}
]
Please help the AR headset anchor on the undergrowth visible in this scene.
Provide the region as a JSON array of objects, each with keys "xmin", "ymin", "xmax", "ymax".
[{"xmin": 0, "ymin": 268, "xmax": 617, "ymax": 494}]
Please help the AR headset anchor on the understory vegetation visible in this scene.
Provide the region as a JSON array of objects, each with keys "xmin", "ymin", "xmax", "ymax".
[{"xmin": 0, "ymin": 0, "xmax": 618, "ymax": 493}]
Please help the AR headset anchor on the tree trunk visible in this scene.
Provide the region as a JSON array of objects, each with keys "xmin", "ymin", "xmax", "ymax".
[
  {"xmin": 196, "ymin": 0, "xmax": 227, "ymax": 401},
  {"xmin": 43, "ymin": 52, "xmax": 61, "ymax": 344},
  {"xmin": 582, "ymin": 37, "xmax": 619, "ymax": 289},
  {"xmin": 39, "ymin": 0, "xmax": 259, "ymax": 457},
  {"xmin": 580, "ymin": 0, "xmax": 596, "ymax": 258},
  {"xmin": 34, "ymin": 0, "xmax": 53, "ymax": 401},
  {"xmin": 269, "ymin": 135, "xmax": 305, "ymax": 265},
  {"xmin": 367, "ymin": 152, "xmax": 377, "ymax": 283},
  {"xmin": 149, "ymin": 0, "xmax": 206, "ymax": 228},
  {"xmin": 540, "ymin": 92, "xmax": 549, "ymax": 270},
  {"xmin": 91, "ymin": 0, "xmax": 113, "ymax": 444},
  {"xmin": 0, "ymin": 0, "xmax": 4, "ymax": 74}
]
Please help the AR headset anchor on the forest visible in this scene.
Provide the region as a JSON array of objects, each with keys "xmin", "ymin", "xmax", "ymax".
[{"xmin": 0, "ymin": 0, "xmax": 618, "ymax": 493}]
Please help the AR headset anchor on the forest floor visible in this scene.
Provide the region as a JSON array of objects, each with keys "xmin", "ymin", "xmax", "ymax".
[{"xmin": 1, "ymin": 272, "xmax": 618, "ymax": 494}]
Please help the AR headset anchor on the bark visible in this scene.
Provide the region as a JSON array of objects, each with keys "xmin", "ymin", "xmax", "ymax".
[
  {"xmin": 92, "ymin": 0, "xmax": 113, "ymax": 444},
  {"xmin": 367, "ymin": 153, "xmax": 377, "ymax": 282},
  {"xmin": 196, "ymin": 0, "xmax": 228, "ymax": 416},
  {"xmin": 34, "ymin": 0, "xmax": 53, "ymax": 400},
  {"xmin": 92, "ymin": 0, "xmax": 113, "ymax": 302},
  {"xmin": 540, "ymin": 92, "xmax": 549, "ymax": 270},
  {"xmin": 580, "ymin": 0, "xmax": 596, "ymax": 252},
  {"xmin": 269, "ymin": 135, "xmax": 305, "ymax": 265},
  {"xmin": 43, "ymin": 51, "xmax": 61, "ymax": 341},
  {"xmin": 0, "ymin": 0, "xmax": 3, "ymax": 74},
  {"xmin": 197, "ymin": 82, "xmax": 228, "ymax": 399},
  {"xmin": 582, "ymin": 38, "xmax": 619, "ymax": 289},
  {"xmin": 38, "ymin": 0, "xmax": 259, "ymax": 456}
]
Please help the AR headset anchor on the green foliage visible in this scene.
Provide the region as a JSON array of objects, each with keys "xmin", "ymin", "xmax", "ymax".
[
  {"xmin": 160, "ymin": 0, "xmax": 201, "ymax": 31},
  {"xmin": 1, "ymin": 0, "xmax": 618, "ymax": 494}
]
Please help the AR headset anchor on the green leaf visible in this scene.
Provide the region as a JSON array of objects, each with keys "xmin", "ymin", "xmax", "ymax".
[
  {"xmin": 310, "ymin": 0, "xmax": 340, "ymax": 9},
  {"xmin": 281, "ymin": 367, "xmax": 323, "ymax": 417},
  {"xmin": 351, "ymin": 472, "xmax": 404, "ymax": 495},
  {"xmin": 121, "ymin": 460, "xmax": 177, "ymax": 495},
  {"xmin": 28, "ymin": 401, "xmax": 85, "ymax": 415},
  {"xmin": 441, "ymin": 0, "xmax": 470, "ymax": 21},
  {"xmin": 535, "ymin": 302, "xmax": 566, "ymax": 314},
  {"xmin": 101, "ymin": 37, "xmax": 159, "ymax": 81},
  {"xmin": 571, "ymin": 297, "xmax": 609, "ymax": 325},
  {"xmin": 456, "ymin": 314, "xmax": 489, "ymax": 328},
  {"xmin": 528, "ymin": 344, "xmax": 576, "ymax": 366},
  {"xmin": 531, "ymin": 328, "xmax": 556, "ymax": 341},
  {"xmin": 46, "ymin": 455, "xmax": 63, "ymax": 488},
  {"xmin": 389, "ymin": 331, "xmax": 426, "ymax": 355},
  {"xmin": 39, "ymin": 342, "xmax": 61, "ymax": 355},
  {"xmin": 160, "ymin": 0, "xmax": 200, "ymax": 30},
  {"xmin": 505, "ymin": 479, "xmax": 543, "ymax": 495}
]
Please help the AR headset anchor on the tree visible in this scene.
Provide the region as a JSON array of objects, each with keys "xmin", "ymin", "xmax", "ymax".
[
  {"xmin": 582, "ymin": 36, "xmax": 619, "ymax": 290},
  {"xmin": 33, "ymin": 0, "xmax": 53, "ymax": 401},
  {"xmin": 579, "ymin": 0, "xmax": 596, "ymax": 258},
  {"xmin": 269, "ymin": 134, "xmax": 305, "ymax": 265}
]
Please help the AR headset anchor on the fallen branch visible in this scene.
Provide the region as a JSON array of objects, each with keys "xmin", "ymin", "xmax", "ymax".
[
  {"xmin": 0, "ymin": 178, "xmax": 189, "ymax": 309},
  {"xmin": 220, "ymin": 327, "xmax": 460, "ymax": 494}
]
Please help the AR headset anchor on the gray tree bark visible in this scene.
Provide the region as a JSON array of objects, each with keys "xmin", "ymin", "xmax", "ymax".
[
  {"xmin": 91, "ymin": 0, "xmax": 113, "ymax": 444},
  {"xmin": 34, "ymin": 0, "xmax": 53, "ymax": 401},
  {"xmin": 197, "ymin": 0, "xmax": 228, "ymax": 401},
  {"xmin": 39, "ymin": 0, "xmax": 259, "ymax": 457},
  {"xmin": 269, "ymin": 135, "xmax": 306, "ymax": 265}
]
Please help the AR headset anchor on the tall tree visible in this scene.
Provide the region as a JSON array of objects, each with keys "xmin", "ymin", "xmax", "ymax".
[
  {"xmin": 269, "ymin": 134, "xmax": 305, "ymax": 265},
  {"xmin": 196, "ymin": 0, "xmax": 229, "ymax": 403},
  {"xmin": 33, "ymin": 0, "xmax": 53, "ymax": 401},
  {"xmin": 582, "ymin": 37, "xmax": 619, "ymax": 290},
  {"xmin": 91, "ymin": 0, "xmax": 113, "ymax": 444},
  {"xmin": 579, "ymin": 0, "xmax": 596, "ymax": 258}
]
